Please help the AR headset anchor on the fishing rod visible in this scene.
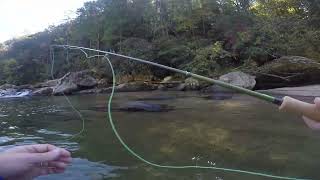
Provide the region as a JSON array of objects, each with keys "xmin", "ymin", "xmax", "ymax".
[
  {"xmin": 51, "ymin": 44, "xmax": 315, "ymax": 180},
  {"xmin": 51, "ymin": 45, "xmax": 320, "ymax": 122}
]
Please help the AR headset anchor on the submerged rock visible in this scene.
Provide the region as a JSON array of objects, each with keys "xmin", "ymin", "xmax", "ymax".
[
  {"xmin": 119, "ymin": 101, "xmax": 173, "ymax": 112},
  {"xmin": 75, "ymin": 88, "xmax": 111, "ymax": 95},
  {"xmin": 137, "ymin": 95, "xmax": 176, "ymax": 101},
  {"xmin": 204, "ymin": 85, "xmax": 234, "ymax": 100}
]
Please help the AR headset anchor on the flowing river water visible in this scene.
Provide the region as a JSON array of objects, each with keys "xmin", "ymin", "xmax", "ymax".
[{"xmin": 0, "ymin": 91, "xmax": 320, "ymax": 180}]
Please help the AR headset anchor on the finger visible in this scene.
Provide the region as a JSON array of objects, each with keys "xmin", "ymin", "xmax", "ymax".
[
  {"xmin": 5, "ymin": 144, "xmax": 57, "ymax": 154},
  {"xmin": 25, "ymin": 148, "xmax": 62, "ymax": 163},
  {"xmin": 48, "ymin": 161, "xmax": 69, "ymax": 169},
  {"xmin": 27, "ymin": 144, "xmax": 58, "ymax": 153},
  {"xmin": 26, "ymin": 167, "xmax": 51, "ymax": 179},
  {"xmin": 303, "ymin": 116, "xmax": 320, "ymax": 130},
  {"xmin": 37, "ymin": 167, "xmax": 65, "ymax": 175},
  {"xmin": 314, "ymin": 97, "xmax": 320, "ymax": 109},
  {"xmin": 59, "ymin": 148, "xmax": 71, "ymax": 157},
  {"xmin": 38, "ymin": 162, "xmax": 49, "ymax": 168},
  {"xmin": 52, "ymin": 167, "xmax": 66, "ymax": 174},
  {"xmin": 58, "ymin": 157, "xmax": 72, "ymax": 164}
]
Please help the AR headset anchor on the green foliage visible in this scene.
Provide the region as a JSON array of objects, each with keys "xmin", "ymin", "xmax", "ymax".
[
  {"xmin": 113, "ymin": 38, "xmax": 155, "ymax": 77},
  {"xmin": 0, "ymin": 58, "xmax": 46, "ymax": 85},
  {"xmin": 186, "ymin": 42, "xmax": 234, "ymax": 76},
  {"xmin": 0, "ymin": 59, "xmax": 18, "ymax": 84},
  {"xmin": 0, "ymin": 0, "xmax": 319, "ymax": 85},
  {"xmin": 155, "ymin": 37, "xmax": 193, "ymax": 66},
  {"xmin": 152, "ymin": 37, "xmax": 194, "ymax": 77}
]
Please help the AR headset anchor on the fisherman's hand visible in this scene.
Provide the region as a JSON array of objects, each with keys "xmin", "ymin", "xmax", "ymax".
[
  {"xmin": 0, "ymin": 144, "xmax": 72, "ymax": 179},
  {"xmin": 303, "ymin": 97, "xmax": 320, "ymax": 130}
]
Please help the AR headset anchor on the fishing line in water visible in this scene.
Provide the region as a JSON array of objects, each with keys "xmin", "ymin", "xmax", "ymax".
[
  {"xmin": 50, "ymin": 47, "xmax": 114, "ymax": 139},
  {"xmin": 50, "ymin": 45, "xmax": 311, "ymax": 180}
]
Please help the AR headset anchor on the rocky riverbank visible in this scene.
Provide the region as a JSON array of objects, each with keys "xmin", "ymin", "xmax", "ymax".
[{"xmin": 1, "ymin": 56, "xmax": 320, "ymax": 98}]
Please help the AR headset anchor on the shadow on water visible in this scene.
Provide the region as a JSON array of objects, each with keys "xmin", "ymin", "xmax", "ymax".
[{"xmin": 1, "ymin": 91, "xmax": 320, "ymax": 179}]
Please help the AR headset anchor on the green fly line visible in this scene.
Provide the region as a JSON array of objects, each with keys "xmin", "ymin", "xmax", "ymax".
[{"xmin": 50, "ymin": 45, "xmax": 311, "ymax": 180}]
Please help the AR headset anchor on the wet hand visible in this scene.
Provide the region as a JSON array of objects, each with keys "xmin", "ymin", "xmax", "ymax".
[
  {"xmin": 303, "ymin": 97, "xmax": 320, "ymax": 130},
  {"xmin": 0, "ymin": 144, "xmax": 72, "ymax": 180}
]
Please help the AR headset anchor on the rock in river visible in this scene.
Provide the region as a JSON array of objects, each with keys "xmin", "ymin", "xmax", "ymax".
[
  {"xmin": 119, "ymin": 101, "xmax": 173, "ymax": 112},
  {"xmin": 219, "ymin": 71, "xmax": 256, "ymax": 90},
  {"xmin": 53, "ymin": 71, "xmax": 97, "ymax": 95},
  {"xmin": 256, "ymin": 56, "xmax": 320, "ymax": 89}
]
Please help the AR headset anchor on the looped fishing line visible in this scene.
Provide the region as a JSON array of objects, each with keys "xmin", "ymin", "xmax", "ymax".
[{"xmin": 50, "ymin": 46, "xmax": 312, "ymax": 180}]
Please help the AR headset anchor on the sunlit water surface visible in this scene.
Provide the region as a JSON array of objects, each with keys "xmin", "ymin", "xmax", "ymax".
[{"xmin": 0, "ymin": 91, "xmax": 319, "ymax": 180}]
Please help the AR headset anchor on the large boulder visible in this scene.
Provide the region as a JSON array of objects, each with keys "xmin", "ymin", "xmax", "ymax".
[
  {"xmin": 0, "ymin": 84, "xmax": 16, "ymax": 90},
  {"xmin": 255, "ymin": 56, "xmax": 320, "ymax": 89},
  {"xmin": 219, "ymin": 71, "xmax": 256, "ymax": 90},
  {"xmin": 34, "ymin": 79, "xmax": 60, "ymax": 88},
  {"xmin": 16, "ymin": 84, "xmax": 34, "ymax": 90},
  {"xmin": 200, "ymin": 71, "xmax": 254, "ymax": 100},
  {"xmin": 32, "ymin": 87, "xmax": 53, "ymax": 96},
  {"xmin": 53, "ymin": 71, "xmax": 97, "ymax": 95}
]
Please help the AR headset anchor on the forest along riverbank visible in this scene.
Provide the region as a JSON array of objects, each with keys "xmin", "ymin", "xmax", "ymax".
[{"xmin": 0, "ymin": 56, "xmax": 320, "ymax": 98}]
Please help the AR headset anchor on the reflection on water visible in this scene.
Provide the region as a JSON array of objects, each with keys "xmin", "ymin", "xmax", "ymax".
[{"xmin": 0, "ymin": 92, "xmax": 320, "ymax": 180}]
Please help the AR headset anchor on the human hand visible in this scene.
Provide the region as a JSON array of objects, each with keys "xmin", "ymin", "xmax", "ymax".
[
  {"xmin": 303, "ymin": 97, "xmax": 320, "ymax": 130},
  {"xmin": 0, "ymin": 144, "xmax": 72, "ymax": 180}
]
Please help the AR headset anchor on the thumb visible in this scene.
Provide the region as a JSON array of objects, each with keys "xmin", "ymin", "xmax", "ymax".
[
  {"xmin": 314, "ymin": 97, "xmax": 320, "ymax": 109},
  {"xmin": 26, "ymin": 148, "xmax": 62, "ymax": 163},
  {"xmin": 303, "ymin": 116, "xmax": 320, "ymax": 130}
]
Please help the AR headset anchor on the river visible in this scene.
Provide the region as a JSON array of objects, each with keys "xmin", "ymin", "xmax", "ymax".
[{"xmin": 0, "ymin": 91, "xmax": 319, "ymax": 180}]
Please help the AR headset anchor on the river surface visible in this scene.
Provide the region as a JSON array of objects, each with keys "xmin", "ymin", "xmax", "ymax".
[{"xmin": 0, "ymin": 91, "xmax": 320, "ymax": 180}]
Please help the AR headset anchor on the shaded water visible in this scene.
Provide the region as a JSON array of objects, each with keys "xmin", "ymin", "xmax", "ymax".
[{"xmin": 0, "ymin": 92, "xmax": 320, "ymax": 180}]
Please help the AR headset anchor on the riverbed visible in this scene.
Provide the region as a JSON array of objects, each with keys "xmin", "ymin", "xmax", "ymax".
[{"xmin": 0, "ymin": 91, "xmax": 319, "ymax": 180}]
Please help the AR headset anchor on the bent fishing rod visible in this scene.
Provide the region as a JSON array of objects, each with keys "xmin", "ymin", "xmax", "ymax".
[{"xmin": 51, "ymin": 45, "xmax": 320, "ymax": 122}]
